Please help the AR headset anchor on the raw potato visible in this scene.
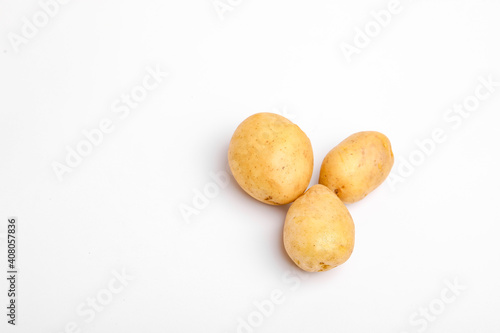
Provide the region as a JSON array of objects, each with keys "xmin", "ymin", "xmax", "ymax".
[
  {"xmin": 283, "ymin": 184, "xmax": 355, "ymax": 272},
  {"xmin": 228, "ymin": 113, "xmax": 313, "ymax": 205},
  {"xmin": 319, "ymin": 131, "xmax": 394, "ymax": 204}
]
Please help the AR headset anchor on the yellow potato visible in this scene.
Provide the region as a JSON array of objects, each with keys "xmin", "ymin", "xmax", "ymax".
[
  {"xmin": 228, "ymin": 113, "xmax": 313, "ymax": 205},
  {"xmin": 283, "ymin": 184, "xmax": 355, "ymax": 272},
  {"xmin": 319, "ymin": 131, "xmax": 394, "ymax": 203}
]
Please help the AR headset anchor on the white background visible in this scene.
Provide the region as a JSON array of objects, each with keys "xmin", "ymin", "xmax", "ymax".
[{"xmin": 1, "ymin": 0, "xmax": 500, "ymax": 332}]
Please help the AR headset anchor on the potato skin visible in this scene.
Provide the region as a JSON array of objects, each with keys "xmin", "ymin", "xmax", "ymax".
[
  {"xmin": 319, "ymin": 131, "xmax": 394, "ymax": 204},
  {"xmin": 283, "ymin": 185, "xmax": 355, "ymax": 272},
  {"xmin": 228, "ymin": 113, "xmax": 314, "ymax": 205}
]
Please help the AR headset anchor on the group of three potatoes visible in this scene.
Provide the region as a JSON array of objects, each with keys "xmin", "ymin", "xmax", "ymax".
[{"xmin": 228, "ymin": 113, "xmax": 394, "ymax": 272}]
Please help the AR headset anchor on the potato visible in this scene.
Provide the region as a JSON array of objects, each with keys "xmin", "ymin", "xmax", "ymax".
[
  {"xmin": 319, "ymin": 131, "xmax": 394, "ymax": 203},
  {"xmin": 228, "ymin": 113, "xmax": 313, "ymax": 205},
  {"xmin": 283, "ymin": 184, "xmax": 355, "ymax": 272}
]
